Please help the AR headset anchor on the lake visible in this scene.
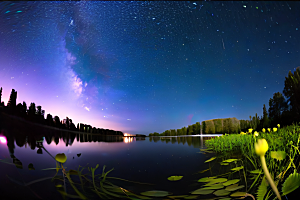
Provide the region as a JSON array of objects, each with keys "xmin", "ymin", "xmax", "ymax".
[{"xmin": 0, "ymin": 117, "xmax": 220, "ymax": 200}]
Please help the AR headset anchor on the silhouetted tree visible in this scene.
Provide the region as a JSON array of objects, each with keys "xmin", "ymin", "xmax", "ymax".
[
  {"xmin": 7, "ymin": 89, "xmax": 17, "ymax": 109},
  {"xmin": 28, "ymin": 102, "xmax": 36, "ymax": 121},
  {"xmin": 66, "ymin": 117, "xmax": 70, "ymax": 129},
  {"xmin": 46, "ymin": 114, "xmax": 54, "ymax": 126},
  {"xmin": 0, "ymin": 87, "xmax": 2, "ymax": 104},
  {"xmin": 262, "ymin": 104, "xmax": 270, "ymax": 128},
  {"xmin": 16, "ymin": 103, "xmax": 23, "ymax": 116},
  {"xmin": 54, "ymin": 116, "xmax": 61, "ymax": 128},
  {"xmin": 22, "ymin": 101, "xmax": 27, "ymax": 116},
  {"xmin": 283, "ymin": 67, "xmax": 300, "ymax": 123},
  {"xmin": 268, "ymin": 92, "xmax": 289, "ymax": 127}
]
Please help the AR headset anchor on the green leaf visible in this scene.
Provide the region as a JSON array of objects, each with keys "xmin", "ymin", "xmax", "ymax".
[
  {"xmin": 167, "ymin": 175, "xmax": 183, "ymax": 181},
  {"xmin": 270, "ymin": 151, "xmax": 286, "ymax": 161},
  {"xmin": 191, "ymin": 189, "xmax": 214, "ymax": 195},
  {"xmin": 230, "ymin": 191, "xmax": 246, "ymax": 197},
  {"xmin": 225, "ymin": 184, "xmax": 244, "ymax": 191},
  {"xmin": 282, "ymin": 170, "xmax": 300, "ymax": 196},
  {"xmin": 222, "ymin": 159, "xmax": 238, "ymax": 163},
  {"xmin": 220, "ymin": 163, "xmax": 229, "ymax": 165},
  {"xmin": 218, "ymin": 198, "xmax": 231, "ymax": 200},
  {"xmin": 231, "ymin": 166, "xmax": 243, "ymax": 171},
  {"xmin": 250, "ymin": 169, "xmax": 262, "ymax": 174},
  {"xmin": 140, "ymin": 190, "xmax": 171, "ymax": 197},
  {"xmin": 257, "ymin": 176, "xmax": 268, "ymax": 200},
  {"xmin": 223, "ymin": 179, "xmax": 240, "ymax": 186},
  {"xmin": 213, "ymin": 189, "xmax": 230, "ymax": 196},
  {"xmin": 204, "ymin": 157, "xmax": 216, "ymax": 163}
]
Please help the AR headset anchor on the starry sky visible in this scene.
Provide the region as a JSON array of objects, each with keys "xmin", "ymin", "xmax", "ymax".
[{"xmin": 0, "ymin": 1, "xmax": 299, "ymax": 135}]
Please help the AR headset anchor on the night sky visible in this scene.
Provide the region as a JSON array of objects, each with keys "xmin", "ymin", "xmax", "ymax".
[{"xmin": 1, "ymin": 1, "xmax": 299, "ymax": 135}]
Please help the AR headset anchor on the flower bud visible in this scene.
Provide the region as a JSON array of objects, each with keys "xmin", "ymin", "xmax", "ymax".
[
  {"xmin": 255, "ymin": 139, "xmax": 268, "ymax": 156},
  {"xmin": 55, "ymin": 153, "xmax": 67, "ymax": 163}
]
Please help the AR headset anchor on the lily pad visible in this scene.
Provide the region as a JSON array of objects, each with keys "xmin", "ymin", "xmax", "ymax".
[
  {"xmin": 225, "ymin": 184, "xmax": 244, "ymax": 191},
  {"xmin": 230, "ymin": 191, "xmax": 246, "ymax": 197},
  {"xmin": 191, "ymin": 189, "xmax": 214, "ymax": 195},
  {"xmin": 198, "ymin": 177, "xmax": 215, "ymax": 182},
  {"xmin": 204, "ymin": 178, "xmax": 227, "ymax": 185},
  {"xmin": 167, "ymin": 175, "xmax": 183, "ymax": 181},
  {"xmin": 205, "ymin": 157, "xmax": 216, "ymax": 163},
  {"xmin": 270, "ymin": 151, "xmax": 286, "ymax": 161},
  {"xmin": 223, "ymin": 179, "xmax": 240, "ymax": 186},
  {"xmin": 140, "ymin": 190, "xmax": 171, "ymax": 197},
  {"xmin": 202, "ymin": 183, "xmax": 224, "ymax": 190},
  {"xmin": 213, "ymin": 189, "xmax": 230, "ymax": 196}
]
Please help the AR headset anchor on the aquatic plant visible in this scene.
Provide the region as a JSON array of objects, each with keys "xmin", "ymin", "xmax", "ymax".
[{"xmin": 203, "ymin": 123, "xmax": 300, "ymax": 200}]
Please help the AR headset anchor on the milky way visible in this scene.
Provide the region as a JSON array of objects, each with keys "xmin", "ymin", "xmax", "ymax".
[{"xmin": 0, "ymin": 1, "xmax": 299, "ymax": 135}]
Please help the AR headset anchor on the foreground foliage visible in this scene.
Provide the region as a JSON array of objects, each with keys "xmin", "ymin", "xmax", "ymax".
[{"xmin": 202, "ymin": 123, "xmax": 300, "ymax": 200}]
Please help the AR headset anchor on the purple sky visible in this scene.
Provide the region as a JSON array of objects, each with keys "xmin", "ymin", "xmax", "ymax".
[{"xmin": 0, "ymin": 1, "xmax": 299, "ymax": 135}]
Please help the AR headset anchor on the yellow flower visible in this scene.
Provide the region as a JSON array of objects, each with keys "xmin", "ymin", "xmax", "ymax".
[
  {"xmin": 273, "ymin": 128, "xmax": 277, "ymax": 132},
  {"xmin": 248, "ymin": 128, "xmax": 253, "ymax": 133},
  {"xmin": 255, "ymin": 139, "xmax": 268, "ymax": 156},
  {"xmin": 262, "ymin": 128, "xmax": 266, "ymax": 133},
  {"xmin": 254, "ymin": 131, "xmax": 259, "ymax": 137},
  {"xmin": 277, "ymin": 124, "xmax": 280, "ymax": 128},
  {"xmin": 268, "ymin": 128, "xmax": 271, "ymax": 133},
  {"xmin": 240, "ymin": 132, "xmax": 246, "ymax": 135},
  {"xmin": 55, "ymin": 153, "xmax": 67, "ymax": 163}
]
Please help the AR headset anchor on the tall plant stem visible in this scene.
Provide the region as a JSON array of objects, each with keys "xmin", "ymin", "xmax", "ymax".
[{"xmin": 260, "ymin": 156, "xmax": 281, "ymax": 200}]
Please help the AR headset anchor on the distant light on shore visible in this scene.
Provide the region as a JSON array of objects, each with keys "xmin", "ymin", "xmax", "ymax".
[{"xmin": 124, "ymin": 133, "xmax": 135, "ymax": 136}]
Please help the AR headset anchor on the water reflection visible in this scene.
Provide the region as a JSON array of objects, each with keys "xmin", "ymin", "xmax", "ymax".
[
  {"xmin": 124, "ymin": 136, "xmax": 134, "ymax": 143},
  {"xmin": 149, "ymin": 135, "xmax": 222, "ymax": 148},
  {"xmin": 0, "ymin": 121, "xmax": 220, "ymax": 200}
]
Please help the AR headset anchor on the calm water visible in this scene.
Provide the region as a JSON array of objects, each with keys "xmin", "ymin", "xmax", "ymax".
[{"xmin": 0, "ymin": 119, "xmax": 219, "ymax": 200}]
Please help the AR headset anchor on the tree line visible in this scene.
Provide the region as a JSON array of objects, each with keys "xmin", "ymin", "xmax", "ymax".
[
  {"xmin": 0, "ymin": 87, "xmax": 123, "ymax": 136},
  {"xmin": 149, "ymin": 67, "xmax": 300, "ymax": 136}
]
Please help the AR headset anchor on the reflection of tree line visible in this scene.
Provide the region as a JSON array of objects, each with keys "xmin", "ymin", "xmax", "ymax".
[
  {"xmin": 0, "ymin": 126, "xmax": 125, "ymax": 169},
  {"xmin": 149, "ymin": 136, "xmax": 214, "ymax": 148},
  {"xmin": 149, "ymin": 67, "xmax": 300, "ymax": 136},
  {"xmin": 0, "ymin": 87, "xmax": 123, "ymax": 136}
]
